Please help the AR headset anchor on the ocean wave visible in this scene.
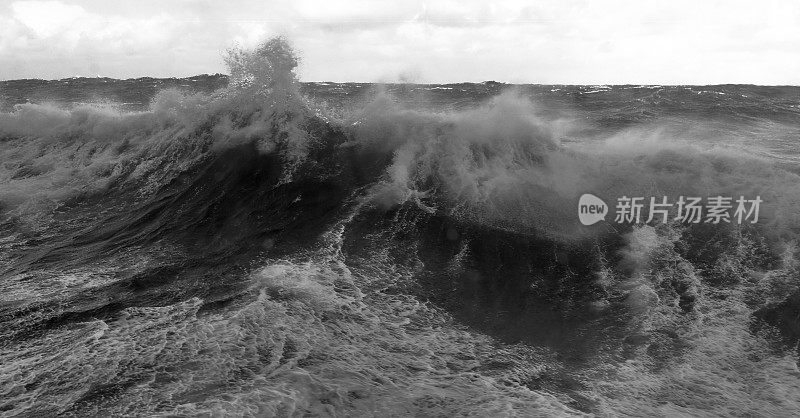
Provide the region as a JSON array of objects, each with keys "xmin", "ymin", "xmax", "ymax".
[{"xmin": 1, "ymin": 37, "xmax": 799, "ymax": 416}]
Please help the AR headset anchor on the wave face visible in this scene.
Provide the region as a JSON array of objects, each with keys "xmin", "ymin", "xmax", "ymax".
[{"xmin": 2, "ymin": 39, "xmax": 800, "ymax": 416}]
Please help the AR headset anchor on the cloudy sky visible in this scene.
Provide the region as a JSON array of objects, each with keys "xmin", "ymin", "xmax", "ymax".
[{"xmin": 1, "ymin": 0, "xmax": 799, "ymax": 84}]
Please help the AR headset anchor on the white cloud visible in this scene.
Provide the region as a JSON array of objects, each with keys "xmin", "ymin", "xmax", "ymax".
[
  {"xmin": 11, "ymin": 1, "xmax": 86, "ymax": 38},
  {"xmin": 0, "ymin": 0, "xmax": 798, "ymax": 83}
]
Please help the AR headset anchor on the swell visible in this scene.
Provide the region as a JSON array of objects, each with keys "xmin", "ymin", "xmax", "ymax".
[{"xmin": 0, "ymin": 119, "xmax": 372, "ymax": 345}]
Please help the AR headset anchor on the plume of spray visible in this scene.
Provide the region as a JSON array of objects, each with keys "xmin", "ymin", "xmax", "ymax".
[{"xmin": 211, "ymin": 37, "xmax": 312, "ymax": 168}]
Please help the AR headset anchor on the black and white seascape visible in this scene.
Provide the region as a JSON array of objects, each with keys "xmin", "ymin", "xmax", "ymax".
[{"xmin": 1, "ymin": 1, "xmax": 800, "ymax": 417}]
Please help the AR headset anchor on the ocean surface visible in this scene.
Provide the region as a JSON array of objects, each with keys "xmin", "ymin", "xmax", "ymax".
[{"xmin": 2, "ymin": 41, "xmax": 800, "ymax": 417}]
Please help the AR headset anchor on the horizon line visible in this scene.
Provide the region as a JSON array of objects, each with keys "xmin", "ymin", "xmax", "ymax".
[{"xmin": 1, "ymin": 74, "xmax": 799, "ymax": 88}]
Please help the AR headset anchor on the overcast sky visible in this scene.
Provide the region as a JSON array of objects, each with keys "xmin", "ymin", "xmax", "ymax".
[{"xmin": 1, "ymin": 0, "xmax": 799, "ymax": 84}]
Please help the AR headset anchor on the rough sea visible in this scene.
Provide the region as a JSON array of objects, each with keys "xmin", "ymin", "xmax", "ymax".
[{"xmin": 1, "ymin": 40, "xmax": 800, "ymax": 416}]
